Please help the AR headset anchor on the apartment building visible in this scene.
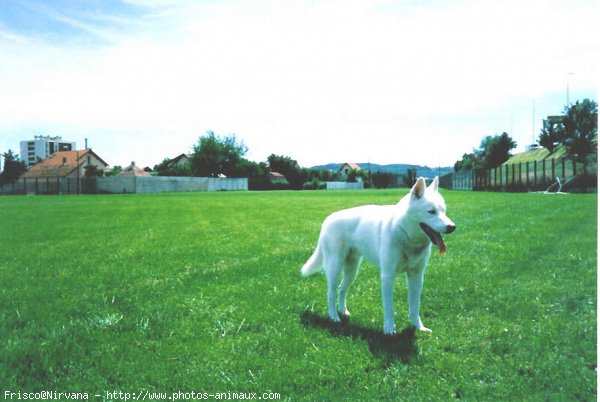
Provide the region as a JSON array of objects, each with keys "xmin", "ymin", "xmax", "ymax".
[{"xmin": 20, "ymin": 135, "xmax": 77, "ymax": 167}]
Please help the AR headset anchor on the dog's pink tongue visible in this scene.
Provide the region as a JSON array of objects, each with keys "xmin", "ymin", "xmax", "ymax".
[
  {"xmin": 435, "ymin": 235, "xmax": 447, "ymax": 254},
  {"xmin": 419, "ymin": 223, "xmax": 447, "ymax": 254}
]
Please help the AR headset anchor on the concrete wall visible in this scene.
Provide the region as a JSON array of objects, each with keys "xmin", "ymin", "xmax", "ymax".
[
  {"xmin": 326, "ymin": 181, "xmax": 364, "ymax": 190},
  {"xmin": 95, "ymin": 176, "xmax": 248, "ymax": 193},
  {"xmin": 96, "ymin": 176, "xmax": 136, "ymax": 194},
  {"xmin": 2, "ymin": 176, "xmax": 248, "ymax": 195}
]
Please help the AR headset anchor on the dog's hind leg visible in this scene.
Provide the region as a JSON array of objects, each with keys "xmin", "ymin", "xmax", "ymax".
[{"xmin": 338, "ymin": 251, "xmax": 361, "ymax": 318}]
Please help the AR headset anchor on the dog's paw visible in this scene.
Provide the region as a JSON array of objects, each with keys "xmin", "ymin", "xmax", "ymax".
[
  {"xmin": 338, "ymin": 308, "xmax": 351, "ymax": 318},
  {"xmin": 328, "ymin": 313, "xmax": 341, "ymax": 323},
  {"xmin": 383, "ymin": 324, "xmax": 396, "ymax": 335},
  {"xmin": 417, "ymin": 325, "xmax": 432, "ymax": 333}
]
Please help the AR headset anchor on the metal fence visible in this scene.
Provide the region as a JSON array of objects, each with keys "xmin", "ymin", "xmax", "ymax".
[
  {"xmin": 440, "ymin": 157, "xmax": 596, "ymax": 192},
  {"xmin": 0, "ymin": 177, "xmax": 82, "ymax": 195}
]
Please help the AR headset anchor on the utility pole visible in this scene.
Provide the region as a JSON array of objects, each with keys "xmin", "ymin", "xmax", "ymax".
[
  {"xmin": 566, "ymin": 72, "xmax": 574, "ymax": 109},
  {"xmin": 532, "ymin": 100, "xmax": 536, "ymax": 146},
  {"xmin": 76, "ymin": 150, "xmax": 80, "ymax": 195}
]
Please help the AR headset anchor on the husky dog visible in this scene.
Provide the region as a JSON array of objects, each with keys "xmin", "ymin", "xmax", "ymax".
[{"xmin": 301, "ymin": 177, "xmax": 455, "ymax": 334}]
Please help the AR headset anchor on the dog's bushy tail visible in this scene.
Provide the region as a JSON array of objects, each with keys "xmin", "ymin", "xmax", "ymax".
[{"xmin": 301, "ymin": 243, "xmax": 323, "ymax": 277}]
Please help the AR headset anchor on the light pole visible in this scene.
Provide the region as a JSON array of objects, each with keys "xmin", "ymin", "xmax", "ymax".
[{"xmin": 566, "ymin": 72, "xmax": 574, "ymax": 109}]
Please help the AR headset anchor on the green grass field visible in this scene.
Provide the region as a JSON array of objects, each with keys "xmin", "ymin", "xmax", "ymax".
[{"xmin": 0, "ymin": 190, "xmax": 596, "ymax": 401}]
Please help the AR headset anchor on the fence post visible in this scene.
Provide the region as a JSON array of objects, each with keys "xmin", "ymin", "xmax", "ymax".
[
  {"xmin": 562, "ymin": 157, "xmax": 566, "ymax": 179},
  {"xmin": 497, "ymin": 167, "xmax": 501, "ymax": 190},
  {"xmin": 533, "ymin": 161, "xmax": 537, "ymax": 190},
  {"xmin": 471, "ymin": 170, "xmax": 474, "ymax": 190},
  {"xmin": 511, "ymin": 164, "xmax": 515, "ymax": 190},
  {"xmin": 490, "ymin": 167, "xmax": 498, "ymax": 190},
  {"xmin": 542, "ymin": 159, "xmax": 546, "ymax": 187},
  {"xmin": 573, "ymin": 158, "xmax": 577, "ymax": 176},
  {"xmin": 483, "ymin": 169, "xmax": 486, "ymax": 190},
  {"xmin": 496, "ymin": 167, "xmax": 499, "ymax": 190}
]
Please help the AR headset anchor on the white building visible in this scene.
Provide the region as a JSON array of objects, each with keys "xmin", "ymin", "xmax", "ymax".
[{"xmin": 20, "ymin": 135, "xmax": 77, "ymax": 168}]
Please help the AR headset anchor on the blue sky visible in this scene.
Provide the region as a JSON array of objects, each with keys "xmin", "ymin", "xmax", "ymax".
[{"xmin": 0, "ymin": 0, "xmax": 597, "ymax": 169}]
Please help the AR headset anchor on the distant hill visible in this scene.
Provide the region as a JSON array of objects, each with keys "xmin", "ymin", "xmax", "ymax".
[{"xmin": 310, "ymin": 163, "xmax": 453, "ymax": 178}]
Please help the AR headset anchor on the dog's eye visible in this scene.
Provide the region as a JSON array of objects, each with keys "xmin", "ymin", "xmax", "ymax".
[{"xmin": 428, "ymin": 209, "xmax": 436, "ymax": 215}]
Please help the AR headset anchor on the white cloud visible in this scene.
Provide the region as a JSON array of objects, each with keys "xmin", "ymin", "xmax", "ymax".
[{"xmin": 0, "ymin": 0, "xmax": 597, "ymax": 167}]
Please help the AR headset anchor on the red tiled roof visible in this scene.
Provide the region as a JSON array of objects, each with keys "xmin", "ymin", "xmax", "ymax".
[
  {"xmin": 119, "ymin": 162, "xmax": 151, "ymax": 177},
  {"xmin": 21, "ymin": 150, "xmax": 108, "ymax": 178}
]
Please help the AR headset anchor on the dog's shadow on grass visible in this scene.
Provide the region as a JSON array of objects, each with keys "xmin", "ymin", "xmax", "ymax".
[{"xmin": 300, "ymin": 311, "xmax": 418, "ymax": 367}]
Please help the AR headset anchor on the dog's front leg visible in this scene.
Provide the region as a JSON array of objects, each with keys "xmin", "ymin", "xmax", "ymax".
[
  {"xmin": 406, "ymin": 269, "xmax": 431, "ymax": 332},
  {"xmin": 381, "ymin": 270, "xmax": 398, "ymax": 334}
]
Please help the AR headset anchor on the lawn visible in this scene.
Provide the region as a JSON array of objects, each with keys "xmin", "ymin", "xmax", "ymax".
[{"xmin": 0, "ymin": 190, "xmax": 596, "ymax": 401}]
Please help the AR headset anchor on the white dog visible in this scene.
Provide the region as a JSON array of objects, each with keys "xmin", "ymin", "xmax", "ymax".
[{"xmin": 301, "ymin": 177, "xmax": 455, "ymax": 334}]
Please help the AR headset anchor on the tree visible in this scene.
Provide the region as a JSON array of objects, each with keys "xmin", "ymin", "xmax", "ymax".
[
  {"xmin": 155, "ymin": 158, "xmax": 190, "ymax": 176},
  {"xmin": 267, "ymin": 154, "xmax": 307, "ymax": 190},
  {"xmin": 560, "ymin": 99, "xmax": 598, "ymax": 159},
  {"xmin": 454, "ymin": 133, "xmax": 516, "ymax": 171},
  {"xmin": 233, "ymin": 158, "xmax": 274, "ymax": 190},
  {"xmin": 538, "ymin": 118, "xmax": 563, "ymax": 153},
  {"xmin": 84, "ymin": 165, "xmax": 103, "ymax": 177},
  {"xmin": 478, "ymin": 132, "xmax": 517, "ymax": 169},
  {"xmin": 190, "ymin": 131, "xmax": 248, "ymax": 177},
  {"xmin": 345, "ymin": 168, "xmax": 367, "ymax": 184},
  {"xmin": 372, "ymin": 171, "xmax": 394, "ymax": 189},
  {"xmin": 105, "ymin": 166, "xmax": 123, "ymax": 177},
  {"xmin": 404, "ymin": 168, "xmax": 417, "ymax": 187},
  {"xmin": 0, "ymin": 150, "xmax": 26, "ymax": 185},
  {"xmin": 317, "ymin": 169, "xmax": 335, "ymax": 182},
  {"xmin": 454, "ymin": 152, "xmax": 480, "ymax": 172},
  {"xmin": 345, "ymin": 169, "xmax": 358, "ymax": 183}
]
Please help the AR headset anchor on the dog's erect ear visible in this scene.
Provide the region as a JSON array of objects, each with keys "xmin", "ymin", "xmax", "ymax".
[
  {"xmin": 411, "ymin": 177, "xmax": 427, "ymax": 200},
  {"xmin": 428, "ymin": 176, "xmax": 439, "ymax": 192}
]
